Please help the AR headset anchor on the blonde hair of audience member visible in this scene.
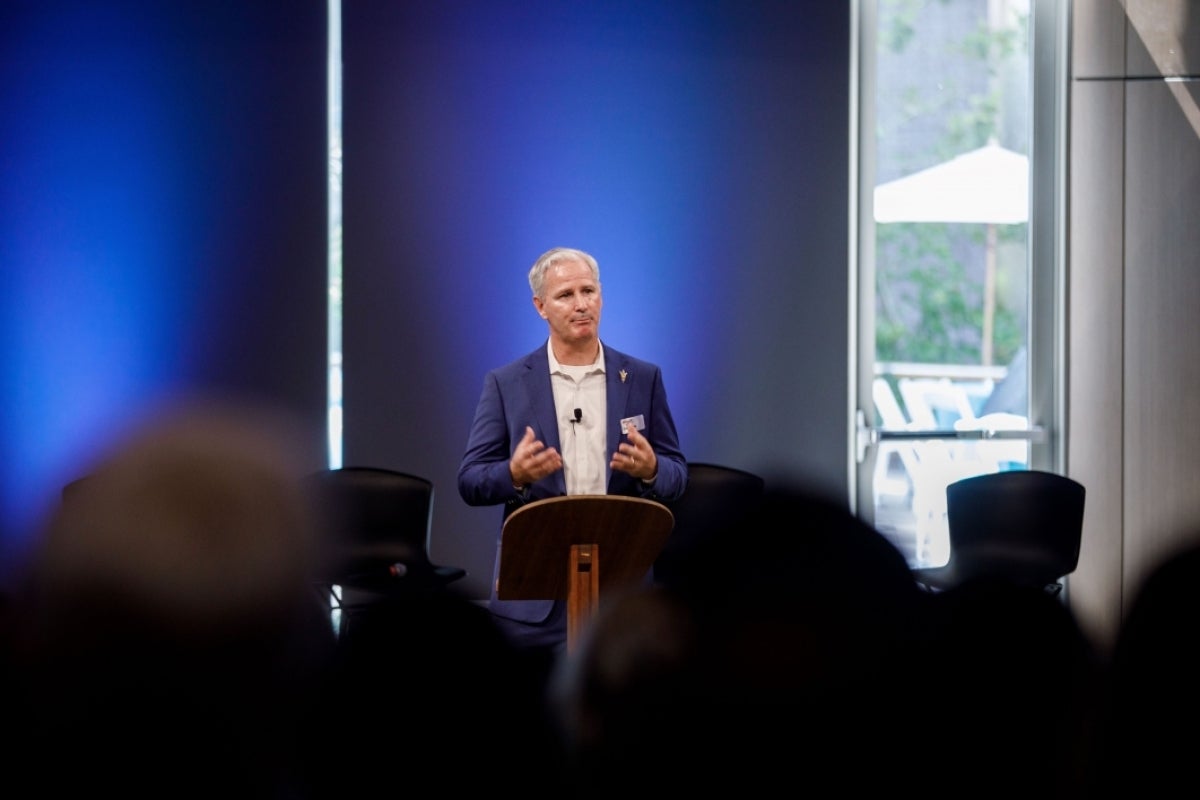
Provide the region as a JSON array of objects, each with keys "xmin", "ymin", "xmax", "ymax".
[
  {"xmin": 16, "ymin": 397, "xmax": 332, "ymax": 795},
  {"xmin": 31, "ymin": 400, "xmax": 319, "ymax": 635}
]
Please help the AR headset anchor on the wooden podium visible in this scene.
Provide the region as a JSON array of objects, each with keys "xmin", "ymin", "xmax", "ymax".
[{"xmin": 497, "ymin": 495, "xmax": 674, "ymax": 652}]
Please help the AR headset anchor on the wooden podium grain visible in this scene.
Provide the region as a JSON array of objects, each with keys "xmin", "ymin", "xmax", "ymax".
[{"xmin": 497, "ymin": 495, "xmax": 674, "ymax": 652}]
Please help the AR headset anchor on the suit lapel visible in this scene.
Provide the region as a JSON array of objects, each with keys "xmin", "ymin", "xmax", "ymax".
[
  {"xmin": 523, "ymin": 345, "xmax": 567, "ymax": 495},
  {"xmin": 605, "ymin": 348, "xmax": 632, "ymax": 459}
]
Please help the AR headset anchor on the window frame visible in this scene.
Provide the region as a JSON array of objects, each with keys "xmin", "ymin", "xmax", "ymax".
[{"xmin": 850, "ymin": 0, "xmax": 1071, "ymax": 521}]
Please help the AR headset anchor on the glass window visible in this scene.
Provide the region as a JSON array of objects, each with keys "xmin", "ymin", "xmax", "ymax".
[{"xmin": 854, "ymin": 0, "xmax": 1067, "ymax": 568}]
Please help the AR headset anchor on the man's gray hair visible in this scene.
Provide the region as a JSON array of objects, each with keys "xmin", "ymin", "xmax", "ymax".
[{"xmin": 528, "ymin": 247, "xmax": 600, "ymax": 298}]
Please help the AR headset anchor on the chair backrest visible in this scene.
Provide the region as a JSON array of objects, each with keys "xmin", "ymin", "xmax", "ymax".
[
  {"xmin": 303, "ymin": 467, "xmax": 462, "ymax": 589},
  {"xmin": 897, "ymin": 376, "xmax": 978, "ymax": 429},
  {"xmin": 940, "ymin": 469, "xmax": 1085, "ymax": 590},
  {"xmin": 654, "ymin": 462, "xmax": 766, "ymax": 591}
]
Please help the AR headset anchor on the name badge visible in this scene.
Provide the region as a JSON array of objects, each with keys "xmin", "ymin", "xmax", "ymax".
[{"xmin": 620, "ymin": 414, "xmax": 646, "ymax": 434}]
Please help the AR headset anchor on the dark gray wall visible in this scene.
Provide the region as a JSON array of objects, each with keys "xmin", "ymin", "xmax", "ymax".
[{"xmin": 1068, "ymin": 0, "xmax": 1200, "ymax": 649}]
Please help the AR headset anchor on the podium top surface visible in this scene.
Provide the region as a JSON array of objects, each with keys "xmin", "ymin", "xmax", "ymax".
[{"xmin": 496, "ymin": 495, "xmax": 674, "ymax": 601}]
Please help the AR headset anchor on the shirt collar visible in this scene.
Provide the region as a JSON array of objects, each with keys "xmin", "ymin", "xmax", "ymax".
[{"xmin": 547, "ymin": 339, "xmax": 605, "ymax": 375}]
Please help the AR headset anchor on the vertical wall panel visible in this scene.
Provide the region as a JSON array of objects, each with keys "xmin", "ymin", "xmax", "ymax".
[
  {"xmin": 1067, "ymin": 79, "xmax": 1126, "ymax": 650},
  {"xmin": 1069, "ymin": 1, "xmax": 1200, "ymax": 648},
  {"xmin": 1124, "ymin": 0, "xmax": 1200, "ymax": 78},
  {"xmin": 1122, "ymin": 79, "xmax": 1200, "ymax": 602},
  {"xmin": 1072, "ymin": 0, "xmax": 1128, "ymax": 79}
]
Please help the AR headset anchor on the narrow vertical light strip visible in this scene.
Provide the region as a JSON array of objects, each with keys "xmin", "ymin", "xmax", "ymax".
[
  {"xmin": 326, "ymin": 0, "xmax": 344, "ymax": 470},
  {"xmin": 325, "ymin": 0, "xmax": 346, "ymax": 635},
  {"xmin": 847, "ymin": 0, "xmax": 863, "ymax": 511}
]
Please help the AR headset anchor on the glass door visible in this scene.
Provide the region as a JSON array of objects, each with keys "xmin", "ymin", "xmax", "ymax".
[{"xmin": 853, "ymin": 0, "xmax": 1067, "ymax": 569}]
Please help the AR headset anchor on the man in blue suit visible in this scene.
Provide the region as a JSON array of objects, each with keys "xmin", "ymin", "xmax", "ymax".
[{"xmin": 458, "ymin": 246, "xmax": 687, "ymax": 658}]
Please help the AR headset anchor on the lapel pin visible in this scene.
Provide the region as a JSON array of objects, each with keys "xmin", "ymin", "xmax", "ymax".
[{"xmin": 619, "ymin": 369, "xmax": 628, "ymax": 383}]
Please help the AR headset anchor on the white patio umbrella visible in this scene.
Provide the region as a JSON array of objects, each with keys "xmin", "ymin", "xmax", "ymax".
[{"xmin": 873, "ymin": 143, "xmax": 1029, "ymax": 365}]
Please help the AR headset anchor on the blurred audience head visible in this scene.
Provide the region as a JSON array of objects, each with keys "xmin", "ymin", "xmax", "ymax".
[
  {"xmin": 548, "ymin": 584, "xmax": 702, "ymax": 795},
  {"xmin": 551, "ymin": 483, "xmax": 934, "ymax": 794},
  {"xmin": 13, "ymin": 396, "xmax": 333, "ymax": 796},
  {"xmin": 1090, "ymin": 537, "xmax": 1200, "ymax": 795},
  {"xmin": 923, "ymin": 576, "xmax": 1102, "ymax": 798},
  {"xmin": 309, "ymin": 586, "xmax": 566, "ymax": 798}
]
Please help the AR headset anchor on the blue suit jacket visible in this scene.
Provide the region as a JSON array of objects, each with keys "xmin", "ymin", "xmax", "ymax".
[{"xmin": 457, "ymin": 341, "xmax": 687, "ymax": 624}]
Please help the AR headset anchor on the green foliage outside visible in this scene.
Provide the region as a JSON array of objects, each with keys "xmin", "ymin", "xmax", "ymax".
[
  {"xmin": 876, "ymin": 221, "xmax": 1024, "ymax": 367},
  {"xmin": 875, "ymin": 0, "xmax": 1028, "ymax": 368}
]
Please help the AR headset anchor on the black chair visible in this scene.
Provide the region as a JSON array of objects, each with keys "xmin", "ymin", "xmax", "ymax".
[
  {"xmin": 911, "ymin": 469, "xmax": 1085, "ymax": 595},
  {"xmin": 653, "ymin": 462, "xmax": 766, "ymax": 593},
  {"xmin": 303, "ymin": 467, "xmax": 467, "ymax": 619}
]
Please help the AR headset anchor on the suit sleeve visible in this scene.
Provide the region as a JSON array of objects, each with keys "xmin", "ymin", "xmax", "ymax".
[
  {"xmin": 457, "ymin": 370, "xmax": 521, "ymax": 506},
  {"xmin": 641, "ymin": 365, "xmax": 687, "ymax": 502}
]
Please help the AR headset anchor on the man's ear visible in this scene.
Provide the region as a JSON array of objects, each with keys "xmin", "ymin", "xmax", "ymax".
[{"xmin": 533, "ymin": 295, "xmax": 547, "ymax": 318}]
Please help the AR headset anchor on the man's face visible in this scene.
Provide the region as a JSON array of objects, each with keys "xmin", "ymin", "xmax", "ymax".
[{"xmin": 533, "ymin": 258, "xmax": 602, "ymax": 348}]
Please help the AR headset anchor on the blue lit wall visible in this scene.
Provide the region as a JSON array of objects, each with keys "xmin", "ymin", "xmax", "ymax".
[
  {"xmin": 341, "ymin": 2, "xmax": 852, "ymax": 599},
  {"xmin": 0, "ymin": 2, "xmax": 329, "ymax": 586}
]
